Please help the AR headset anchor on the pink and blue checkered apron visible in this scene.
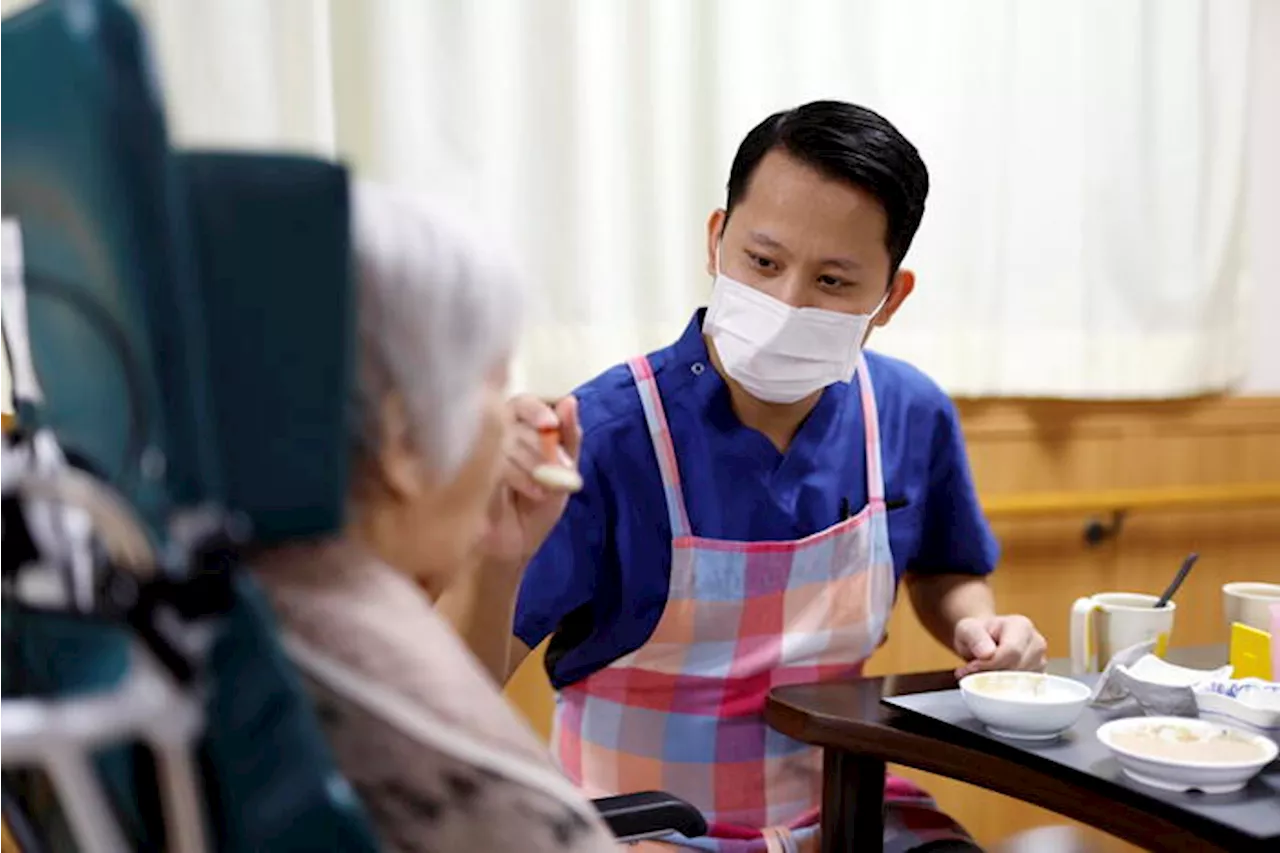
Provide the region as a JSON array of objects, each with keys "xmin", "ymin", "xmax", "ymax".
[{"xmin": 552, "ymin": 354, "xmax": 973, "ymax": 853}]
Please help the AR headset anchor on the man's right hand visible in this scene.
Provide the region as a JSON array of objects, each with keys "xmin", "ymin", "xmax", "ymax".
[
  {"xmin": 441, "ymin": 394, "xmax": 581, "ymax": 684},
  {"xmin": 483, "ymin": 394, "xmax": 583, "ymax": 567}
]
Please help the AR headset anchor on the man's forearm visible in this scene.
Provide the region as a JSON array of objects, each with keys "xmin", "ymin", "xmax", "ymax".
[
  {"xmin": 906, "ymin": 573, "xmax": 996, "ymax": 653},
  {"xmin": 436, "ymin": 556, "xmax": 526, "ymax": 684}
]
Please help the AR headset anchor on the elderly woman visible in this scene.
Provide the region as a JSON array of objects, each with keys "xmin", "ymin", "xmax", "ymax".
[{"xmin": 252, "ymin": 182, "xmax": 617, "ymax": 853}]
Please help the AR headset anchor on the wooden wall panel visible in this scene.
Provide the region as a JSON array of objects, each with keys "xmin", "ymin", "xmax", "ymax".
[
  {"xmin": 508, "ymin": 395, "xmax": 1280, "ymax": 851},
  {"xmin": 508, "ymin": 639, "xmax": 555, "ymax": 742}
]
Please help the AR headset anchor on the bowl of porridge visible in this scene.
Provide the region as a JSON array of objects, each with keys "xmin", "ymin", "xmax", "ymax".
[
  {"xmin": 1097, "ymin": 717, "xmax": 1278, "ymax": 794},
  {"xmin": 959, "ymin": 672, "xmax": 1091, "ymax": 740}
]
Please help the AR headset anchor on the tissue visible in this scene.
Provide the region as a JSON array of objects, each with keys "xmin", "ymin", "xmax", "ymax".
[{"xmin": 1090, "ymin": 641, "xmax": 1233, "ymax": 717}]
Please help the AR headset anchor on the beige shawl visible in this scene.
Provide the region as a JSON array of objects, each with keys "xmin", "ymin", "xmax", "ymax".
[{"xmin": 253, "ymin": 539, "xmax": 620, "ymax": 853}]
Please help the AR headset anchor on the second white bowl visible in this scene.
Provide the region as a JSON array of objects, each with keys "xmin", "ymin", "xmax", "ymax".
[{"xmin": 1097, "ymin": 716, "xmax": 1278, "ymax": 794}]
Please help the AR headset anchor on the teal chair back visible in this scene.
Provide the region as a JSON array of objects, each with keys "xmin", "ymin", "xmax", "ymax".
[
  {"xmin": 3, "ymin": 1, "xmax": 372, "ymax": 849},
  {"xmin": 1, "ymin": 0, "xmax": 219, "ymax": 531}
]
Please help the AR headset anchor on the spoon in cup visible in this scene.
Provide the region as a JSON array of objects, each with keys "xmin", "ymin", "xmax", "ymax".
[{"xmin": 1155, "ymin": 552, "xmax": 1199, "ymax": 609}]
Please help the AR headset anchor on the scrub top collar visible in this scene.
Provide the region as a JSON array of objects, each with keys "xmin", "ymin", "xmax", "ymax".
[{"xmin": 671, "ymin": 308, "xmax": 851, "ymax": 470}]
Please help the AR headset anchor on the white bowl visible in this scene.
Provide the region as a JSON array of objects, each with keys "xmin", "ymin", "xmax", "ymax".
[
  {"xmin": 1097, "ymin": 716, "xmax": 1279, "ymax": 794},
  {"xmin": 1194, "ymin": 679, "xmax": 1280, "ymax": 736},
  {"xmin": 959, "ymin": 672, "xmax": 1091, "ymax": 740}
]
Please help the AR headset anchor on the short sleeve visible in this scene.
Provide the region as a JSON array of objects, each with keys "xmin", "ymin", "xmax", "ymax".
[
  {"xmin": 513, "ymin": 451, "xmax": 611, "ymax": 649},
  {"xmin": 907, "ymin": 399, "xmax": 999, "ymax": 576}
]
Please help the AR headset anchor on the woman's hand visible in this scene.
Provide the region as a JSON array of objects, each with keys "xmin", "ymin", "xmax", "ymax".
[{"xmin": 483, "ymin": 394, "xmax": 583, "ymax": 567}]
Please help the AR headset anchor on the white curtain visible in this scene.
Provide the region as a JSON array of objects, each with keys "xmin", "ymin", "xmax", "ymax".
[{"xmin": 128, "ymin": 0, "xmax": 1254, "ymax": 399}]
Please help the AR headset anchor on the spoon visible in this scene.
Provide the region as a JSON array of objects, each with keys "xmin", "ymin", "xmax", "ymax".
[
  {"xmin": 532, "ymin": 423, "xmax": 584, "ymax": 493},
  {"xmin": 1155, "ymin": 552, "xmax": 1199, "ymax": 609}
]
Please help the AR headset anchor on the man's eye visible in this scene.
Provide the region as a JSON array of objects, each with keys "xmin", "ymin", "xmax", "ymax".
[
  {"xmin": 747, "ymin": 252, "xmax": 777, "ymax": 271},
  {"xmin": 819, "ymin": 275, "xmax": 850, "ymax": 288}
]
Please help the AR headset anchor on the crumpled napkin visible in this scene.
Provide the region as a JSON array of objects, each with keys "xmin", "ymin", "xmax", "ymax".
[
  {"xmin": 1091, "ymin": 640, "xmax": 1159, "ymax": 705},
  {"xmin": 1089, "ymin": 640, "xmax": 1231, "ymax": 717}
]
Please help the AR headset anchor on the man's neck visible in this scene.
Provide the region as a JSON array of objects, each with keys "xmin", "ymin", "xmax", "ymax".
[{"xmin": 705, "ymin": 335, "xmax": 822, "ymax": 453}]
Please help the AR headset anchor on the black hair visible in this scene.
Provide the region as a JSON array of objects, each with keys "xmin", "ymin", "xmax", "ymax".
[{"xmin": 725, "ymin": 100, "xmax": 929, "ymax": 272}]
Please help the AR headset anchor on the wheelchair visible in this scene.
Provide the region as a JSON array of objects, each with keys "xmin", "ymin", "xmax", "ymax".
[{"xmin": 0, "ymin": 1, "xmax": 706, "ymax": 849}]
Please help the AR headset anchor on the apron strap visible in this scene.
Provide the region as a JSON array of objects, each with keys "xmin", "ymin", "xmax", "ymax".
[
  {"xmin": 628, "ymin": 353, "xmax": 881, "ymax": 537},
  {"xmin": 853, "ymin": 353, "xmax": 886, "ymax": 503},
  {"xmin": 855, "ymin": 353, "xmax": 895, "ymax": 648},
  {"xmin": 626, "ymin": 356, "xmax": 693, "ymax": 539}
]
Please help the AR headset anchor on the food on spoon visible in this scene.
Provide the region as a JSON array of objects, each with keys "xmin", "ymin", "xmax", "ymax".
[{"xmin": 532, "ymin": 464, "xmax": 584, "ymax": 492}]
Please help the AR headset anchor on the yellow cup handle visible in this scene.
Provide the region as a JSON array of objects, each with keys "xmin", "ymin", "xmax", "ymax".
[{"xmin": 1069, "ymin": 597, "xmax": 1098, "ymax": 674}]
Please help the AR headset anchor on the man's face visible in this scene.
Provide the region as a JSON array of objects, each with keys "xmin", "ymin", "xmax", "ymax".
[{"xmin": 705, "ymin": 149, "xmax": 914, "ymax": 322}]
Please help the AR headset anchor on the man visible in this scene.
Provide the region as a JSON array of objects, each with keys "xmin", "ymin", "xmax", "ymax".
[{"xmin": 448, "ymin": 101, "xmax": 1046, "ymax": 853}]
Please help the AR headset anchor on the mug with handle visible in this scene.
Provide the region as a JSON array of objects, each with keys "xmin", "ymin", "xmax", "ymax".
[{"xmin": 1069, "ymin": 592, "xmax": 1175, "ymax": 675}]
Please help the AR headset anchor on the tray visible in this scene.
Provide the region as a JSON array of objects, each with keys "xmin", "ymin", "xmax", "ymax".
[{"xmin": 883, "ymin": 685, "xmax": 1280, "ymax": 841}]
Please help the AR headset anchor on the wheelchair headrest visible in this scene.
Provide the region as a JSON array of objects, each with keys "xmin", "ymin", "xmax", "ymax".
[{"xmin": 178, "ymin": 153, "xmax": 353, "ymax": 545}]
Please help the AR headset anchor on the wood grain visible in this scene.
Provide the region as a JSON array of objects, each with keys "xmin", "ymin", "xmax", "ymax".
[{"xmin": 506, "ymin": 395, "xmax": 1280, "ymax": 850}]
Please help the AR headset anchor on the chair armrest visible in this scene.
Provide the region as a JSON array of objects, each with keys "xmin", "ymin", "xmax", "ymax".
[{"xmin": 591, "ymin": 791, "xmax": 707, "ymax": 843}]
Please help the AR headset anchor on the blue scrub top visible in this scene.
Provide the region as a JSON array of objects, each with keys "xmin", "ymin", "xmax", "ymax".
[{"xmin": 514, "ymin": 310, "xmax": 998, "ymax": 690}]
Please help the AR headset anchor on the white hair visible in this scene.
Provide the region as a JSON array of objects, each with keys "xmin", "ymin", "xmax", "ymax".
[{"xmin": 350, "ymin": 181, "xmax": 524, "ymax": 476}]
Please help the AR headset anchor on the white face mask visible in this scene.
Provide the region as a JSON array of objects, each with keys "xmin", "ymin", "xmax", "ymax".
[{"xmin": 703, "ymin": 256, "xmax": 887, "ymax": 404}]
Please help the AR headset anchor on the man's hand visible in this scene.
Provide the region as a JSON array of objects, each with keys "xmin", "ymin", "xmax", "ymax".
[
  {"xmin": 439, "ymin": 394, "xmax": 581, "ymax": 685},
  {"xmin": 483, "ymin": 394, "xmax": 583, "ymax": 566},
  {"xmin": 953, "ymin": 614, "xmax": 1047, "ymax": 679}
]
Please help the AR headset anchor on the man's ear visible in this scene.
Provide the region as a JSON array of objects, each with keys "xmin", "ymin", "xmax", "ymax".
[
  {"xmin": 375, "ymin": 393, "xmax": 427, "ymax": 502},
  {"xmin": 705, "ymin": 209, "xmax": 727, "ymax": 278},
  {"xmin": 874, "ymin": 268, "xmax": 915, "ymax": 327}
]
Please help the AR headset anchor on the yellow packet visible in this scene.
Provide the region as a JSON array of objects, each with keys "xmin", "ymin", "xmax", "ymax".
[{"xmin": 1229, "ymin": 622, "xmax": 1273, "ymax": 680}]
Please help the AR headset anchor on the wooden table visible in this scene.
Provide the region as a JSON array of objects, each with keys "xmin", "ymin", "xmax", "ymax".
[{"xmin": 766, "ymin": 648, "xmax": 1278, "ymax": 853}]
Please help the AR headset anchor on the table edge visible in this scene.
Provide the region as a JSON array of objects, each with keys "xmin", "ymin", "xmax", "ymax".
[{"xmin": 765, "ymin": 695, "xmax": 1270, "ymax": 852}]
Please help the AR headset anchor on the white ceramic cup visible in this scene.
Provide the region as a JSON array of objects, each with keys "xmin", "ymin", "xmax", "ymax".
[
  {"xmin": 1222, "ymin": 582, "xmax": 1280, "ymax": 633},
  {"xmin": 1069, "ymin": 592, "xmax": 1175, "ymax": 675}
]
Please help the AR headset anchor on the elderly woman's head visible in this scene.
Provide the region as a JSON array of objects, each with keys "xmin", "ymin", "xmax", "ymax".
[{"xmin": 347, "ymin": 182, "xmax": 523, "ymax": 594}]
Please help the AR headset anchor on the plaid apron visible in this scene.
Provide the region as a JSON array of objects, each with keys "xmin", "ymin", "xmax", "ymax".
[{"xmin": 553, "ymin": 354, "xmax": 973, "ymax": 852}]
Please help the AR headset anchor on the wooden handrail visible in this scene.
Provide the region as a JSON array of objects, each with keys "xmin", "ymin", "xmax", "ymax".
[{"xmin": 983, "ymin": 482, "xmax": 1280, "ymax": 519}]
